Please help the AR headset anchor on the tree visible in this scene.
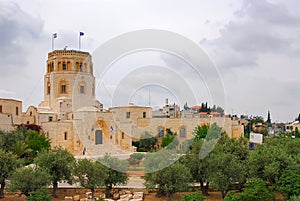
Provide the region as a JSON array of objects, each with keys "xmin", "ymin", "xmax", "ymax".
[
  {"xmin": 74, "ymin": 159, "xmax": 108, "ymax": 201},
  {"xmin": 161, "ymin": 129, "xmax": 178, "ymax": 149},
  {"xmin": 98, "ymin": 154, "xmax": 129, "ymax": 198},
  {"xmin": 247, "ymin": 144, "xmax": 292, "ymax": 184},
  {"xmin": 276, "ymin": 162, "xmax": 300, "ymax": 200},
  {"xmin": 180, "ymin": 140, "xmax": 210, "ymax": 195},
  {"xmin": 144, "ymin": 162, "xmax": 192, "ymax": 201},
  {"xmin": 0, "ymin": 150, "xmax": 19, "ymax": 198},
  {"xmin": 193, "ymin": 124, "xmax": 209, "ymax": 140},
  {"xmin": 138, "ymin": 132, "xmax": 157, "ymax": 152},
  {"xmin": 34, "ymin": 147, "xmax": 75, "ymax": 197},
  {"xmin": 9, "ymin": 167, "xmax": 51, "ymax": 196},
  {"xmin": 207, "ymin": 152, "xmax": 246, "ymax": 198},
  {"xmin": 266, "ymin": 111, "xmax": 272, "ymax": 127},
  {"xmin": 224, "ymin": 178, "xmax": 274, "ymax": 201}
]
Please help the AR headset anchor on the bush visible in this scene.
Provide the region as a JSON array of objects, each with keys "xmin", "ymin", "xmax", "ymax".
[
  {"xmin": 130, "ymin": 153, "xmax": 144, "ymax": 160},
  {"xmin": 26, "ymin": 188, "xmax": 51, "ymax": 201},
  {"xmin": 179, "ymin": 191, "xmax": 205, "ymax": 201}
]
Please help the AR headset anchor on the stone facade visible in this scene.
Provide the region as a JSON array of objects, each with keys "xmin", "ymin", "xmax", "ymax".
[{"xmin": 0, "ymin": 50, "xmax": 245, "ymax": 156}]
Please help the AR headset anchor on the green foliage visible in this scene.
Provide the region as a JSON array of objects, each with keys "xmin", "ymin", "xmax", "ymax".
[
  {"xmin": 34, "ymin": 147, "xmax": 75, "ymax": 197},
  {"xmin": 144, "ymin": 162, "xmax": 192, "ymax": 201},
  {"xmin": 98, "ymin": 154, "xmax": 129, "ymax": 198},
  {"xmin": 211, "ymin": 105, "xmax": 225, "ymax": 115},
  {"xmin": 138, "ymin": 132, "xmax": 157, "ymax": 152},
  {"xmin": 74, "ymin": 159, "xmax": 107, "ymax": 200},
  {"xmin": 251, "ymin": 116, "xmax": 265, "ymax": 124},
  {"xmin": 130, "ymin": 153, "xmax": 144, "ymax": 160},
  {"xmin": 0, "ymin": 149, "xmax": 19, "ymax": 198},
  {"xmin": 193, "ymin": 124, "xmax": 209, "ymax": 139},
  {"xmin": 178, "ymin": 191, "xmax": 205, "ymax": 201},
  {"xmin": 224, "ymin": 178, "xmax": 274, "ymax": 201},
  {"xmin": 247, "ymin": 143, "xmax": 292, "ymax": 184},
  {"xmin": 9, "ymin": 167, "xmax": 51, "ymax": 196},
  {"xmin": 276, "ymin": 167, "xmax": 300, "ymax": 199},
  {"xmin": 161, "ymin": 129, "xmax": 179, "ymax": 149},
  {"xmin": 26, "ymin": 188, "xmax": 51, "ymax": 201},
  {"xmin": 289, "ymin": 196, "xmax": 300, "ymax": 201}
]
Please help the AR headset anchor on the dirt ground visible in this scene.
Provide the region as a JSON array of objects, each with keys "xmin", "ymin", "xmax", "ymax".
[
  {"xmin": 1, "ymin": 191, "xmax": 284, "ymax": 201},
  {"xmin": 1, "ymin": 171, "xmax": 284, "ymax": 201}
]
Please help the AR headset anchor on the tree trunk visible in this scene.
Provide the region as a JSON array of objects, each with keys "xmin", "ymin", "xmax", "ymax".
[
  {"xmin": 166, "ymin": 193, "xmax": 172, "ymax": 201},
  {"xmin": 200, "ymin": 181, "xmax": 209, "ymax": 196},
  {"xmin": 91, "ymin": 188, "xmax": 95, "ymax": 201},
  {"xmin": 105, "ymin": 185, "xmax": 112, "ymax": 198},
  {"xmin": 52, "ymin": 181, "xmax": 58, "ymax": 198},
  {"xmin": 0, "ymin": 181, "xmax": 5, "ymax": 198},
  {"xmin": 221, "ymin": 190, "xmax": 226, "ymax": 199}
]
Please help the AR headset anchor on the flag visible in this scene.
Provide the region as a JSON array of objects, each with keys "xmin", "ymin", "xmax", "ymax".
[
  {"xmin": 53, "ymin": 33, "xmax": 57, "ymax": 38},
  {"xmin": 80, "ymin": 32, "xmax": 84, "ymax": 36},
  {"xmin": 110, "ymin": 125, "xmax": 114, "ymax": 132},
  {"xmin": 82, "ymin": 147, "xmax": 86, "ymax": 155}
]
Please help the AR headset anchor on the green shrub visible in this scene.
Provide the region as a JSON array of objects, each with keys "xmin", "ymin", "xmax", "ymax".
[
  {"xmin": 130, "ymin": 153, "xmax": 144, "ymax": 160},
  {"xmin": 178, "ymin": 191, "xmax": 205, "ymax": 201},
  {"xmin": 26, "ymin": 188, "xmax": 51, "ymax": 201}
]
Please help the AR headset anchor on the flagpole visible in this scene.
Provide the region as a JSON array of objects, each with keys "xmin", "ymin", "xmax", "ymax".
[
  {"xmin": 79, "ymin": 34, "xmax": 81, "ymax": 50},
  {"xmin": 52, "ymin": 36, "xmax": 54, "ymax": 51}
]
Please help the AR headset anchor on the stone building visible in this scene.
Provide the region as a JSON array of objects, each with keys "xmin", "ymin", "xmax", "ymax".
[{"xmin": 0, "ymin": 50, "xmax": 245, "ymax": 156}]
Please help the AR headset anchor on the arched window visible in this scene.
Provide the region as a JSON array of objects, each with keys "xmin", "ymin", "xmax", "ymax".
[
  {"xmin": 180, "ymin": 126, "xmax": 186, "ymax": 138},
  {"xmin": 62, "ymin": 62, "xmax": 67, "ymax": 70},
  {"xmin": 158, "ymin": 127, "xmax": 164, "ymax": 137},
  {"xmin": 47, "ymin": 82, "xmax": 51, "ymax": 95},
  {"xmin": 59, "ymin": 80, "xmax": 68, "ymax": 94},
  {"xmin": 64, "ymin": 132, "xmax": 68, "ymax": 140}
]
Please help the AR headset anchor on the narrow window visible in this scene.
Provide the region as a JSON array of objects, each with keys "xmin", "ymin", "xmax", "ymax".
[
  {"xmin": 80, "ymin": 86, "xmax": 84, "ymax": 94},
  {"xmin": 0, "ymin": 105, "xmax": 2, "ymax": 113},
  {"xmin": 158, "ymin": 127, "xmax": 164, "ymax": 137},
  {"xmin": 47, "ymin": 85, "xmax": 51, "ymax": 95},
  {"xmin": 62, "ymin": 63, "xmax": 67, "ymax": 70},
  {"xmin": 180, "ymin": 126, "xmax": 186, "ymax": 138},
  {"xmin": 64, "ymin": 132, "xmax": 67, "ymax": 140},
  {"xmin": 79, "ymin": 63, "xmax": 82, "ymax": 72},
  {"xmin": 48, "ymin": 116, "xmax": 53, "ymax": 122},
  {"xmin": 61, "ymin": 85, "xmax": 66, "ymax": 93},
  {"xmin": 122, "ymin": 132, "xmax": 125, "ymax": 139},
  {"xmin": 30, "ymin": 111, "xmax": 32, "ymax": 116},
  {"xmin": 27, "ymin": 121, "xmax": 29, "ymax": 124},
  {"xmin": 16, "ymin": 107, "xmax": 18, "ymax": 115},
  {"xmin": 126, "ymin": 112, "xmax": 130, "ymax": 119},
  {"xmin": 143, "ymin": 112, "xmax": 146, "ymax": 118}
]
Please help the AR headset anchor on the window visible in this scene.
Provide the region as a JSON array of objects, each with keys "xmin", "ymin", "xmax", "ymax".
[
  {"xmin": 61, "ymin": 85, "xmax": 66, "ymax": 93},
  {"xmin": 79, "ymin": 63, "xmax": 82, "ymax": 72},
  {"xmin": 143, "ymin": 112, "xmax": 146, "ymax": 118},
  {"xmin": 126, "ymin": 112, "xmax": 130, "ymax": 119},
  {"xmin": 62, "ymin": 63, "xmax": 67, "ymax": 70},
  {"xmin": 80, "ymin": 86, "xmax": 84, "ymax": 94},
  {"xmin": 158, "ymin": 127, "xmax": 164, "ymax": 137},
  {"xmin": 30, "ymin": 111, "xmax": 32, "ymax": 116},
  {"xmin": 27, "ymin": 121, "xmax": 29, "ymax": 124},
  {"xmin": 16, "ymin": 107, "xmax": 18, "ymax": 115},
  {"xmin": 48, "ymin": 116, "xmax": 53, "ymax": 122},
  {"xmin": 0, "ymin": 105, "xmax": 2, "ymax": 113},
  {"xmin": 64, "ymin": 132, "xmax": 67, "ymax": 140},
  {"xmin": 47, "ymin": 85, "xmax": 50, "ymax": 95},
  {"xmin": 122, "ymin": 132, "xmax": 125, "ymax": 139},
  {"xmin": 180, "ymin": 126, "xmax": 186, "ymax": 138}
]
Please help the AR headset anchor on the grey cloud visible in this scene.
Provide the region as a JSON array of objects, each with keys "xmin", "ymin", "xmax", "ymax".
[
  {"xmin": 0, "ymin": 1, "xmax": 44, "ymax": 74},
  {"xmin": 203, "ymin": 0, "xmax": 300, "ymax": 69}
]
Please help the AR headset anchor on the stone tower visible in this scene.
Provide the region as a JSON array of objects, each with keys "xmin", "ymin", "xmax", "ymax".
[{"xmin": 39, "ymin": 50, "xmax": 102, "ymax": 121}]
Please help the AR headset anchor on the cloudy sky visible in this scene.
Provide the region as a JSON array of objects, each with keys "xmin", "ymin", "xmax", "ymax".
[{"xmin": 1, "ymin": 0, "xmax": 300, "ymax": 122}]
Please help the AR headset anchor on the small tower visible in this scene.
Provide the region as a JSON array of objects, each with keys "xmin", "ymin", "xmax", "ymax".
[{"xmin": 39, "ymin": 50, "xmax": 101, "ymax": 120}]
